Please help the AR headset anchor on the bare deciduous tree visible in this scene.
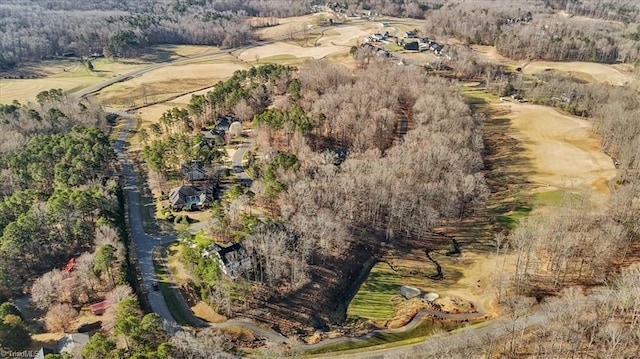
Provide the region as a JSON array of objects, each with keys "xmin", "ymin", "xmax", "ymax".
[{"xmin": 45, "ymin": 303, "xmax": 78, "ymax": 332}]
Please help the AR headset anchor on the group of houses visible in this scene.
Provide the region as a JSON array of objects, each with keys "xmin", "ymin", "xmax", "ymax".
[
  {"xmin": 166, "ymin": 114, "xmax": 244, "ymax": 211},
  {"xmin": 364, "ymin": 30, "xmax": 392, "ymax": 43},
  {"xmin": 364, "ymin": 28, "xmax": 445, "ymax": 56},
  {"xmin": 399, "ymin": 32, "xmax": 445, "ymax": 55},
  {"xmin": 360, "ymin": 42, "xmax": 394, "ymax": 60}
]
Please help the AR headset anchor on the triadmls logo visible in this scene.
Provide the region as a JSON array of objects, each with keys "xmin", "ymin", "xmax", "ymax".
[{"xmin": 0, "ymin": 348, "xmax": 39, "ymax": 358}]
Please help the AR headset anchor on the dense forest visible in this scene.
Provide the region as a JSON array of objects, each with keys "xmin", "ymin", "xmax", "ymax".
[
  {"xmin": 0, "ymin": 93, "xmax": 181, "ymax": 356},
  {"xmin": 0, "ymin": 0, "xmax": 315, "ymax": 68},
  {"xmin": 0, "ymin": 97, "xmax": 116, "ymax": 296},
  {"xmin": 423, "ymin": 0, "xmax": 640, "ymax": 63}
]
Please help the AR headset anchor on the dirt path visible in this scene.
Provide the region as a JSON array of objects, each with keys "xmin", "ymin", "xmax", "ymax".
[{"xmin": 495, "ymin": 102, "xmax": 617, "ymax": 203}]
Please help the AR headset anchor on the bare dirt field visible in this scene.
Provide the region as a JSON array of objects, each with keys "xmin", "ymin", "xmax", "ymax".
[
  {"xmin": 192, "ymin": 301, "xmax": 227, "ymax": 323},
  {"xmin": 495, "ymin": 102, "xmax": 617, "ymax": 203}
]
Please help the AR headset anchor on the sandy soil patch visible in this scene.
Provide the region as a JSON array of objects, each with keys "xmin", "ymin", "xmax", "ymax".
[
  {"xmin": 31, "ymin": 332, "xmax": 65, "ymax": 348},
  {"xmin": 496, "ymin": 102, "xmax": 617, "ymax": 201},
  {"xmin": 391, "ymin": 251, "xmax": 512, "ymax": 318}
]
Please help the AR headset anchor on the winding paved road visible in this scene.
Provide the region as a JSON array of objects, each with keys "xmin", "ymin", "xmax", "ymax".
[{"xmin": 110, "ymin": 107, "xmax": 180, "ymax": 333}]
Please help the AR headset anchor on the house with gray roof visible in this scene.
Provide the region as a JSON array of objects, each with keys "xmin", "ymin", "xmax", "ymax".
[{"xmin": 169, "ymin": 185, "xmax": 212, "ymax": 210}]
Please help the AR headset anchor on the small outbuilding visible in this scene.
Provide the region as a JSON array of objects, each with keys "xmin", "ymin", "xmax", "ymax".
[{"xmin": 89, "ymin": 300, "xmax": 108, "ymax": 315}]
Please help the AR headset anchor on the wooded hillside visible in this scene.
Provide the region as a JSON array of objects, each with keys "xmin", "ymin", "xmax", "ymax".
[{"xmin": 0, "ymin": 0, "xmax": 313, "ymax": 68}]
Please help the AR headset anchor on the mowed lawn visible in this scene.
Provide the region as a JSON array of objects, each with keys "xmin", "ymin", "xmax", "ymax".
[
  {"xmin": 348, "ymin": 263, "xmax": 402, "ymax": 321},
  {"xmin": 348, "ymin": 255, "xmax": 472, "ymax": 322}
]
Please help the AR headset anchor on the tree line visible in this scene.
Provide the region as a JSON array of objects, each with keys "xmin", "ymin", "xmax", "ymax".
[
  {"xmin": 423, "ymin": 0, "xmax": 640, "ymax": 64},
  {"xmin": 0, "ymin": 0, "xmax": 314, "ymax": 68}
]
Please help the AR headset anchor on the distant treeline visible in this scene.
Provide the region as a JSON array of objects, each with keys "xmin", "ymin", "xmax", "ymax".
[
  {"xmin": 0, "ymin": 0, "xmax": 314, "ymax": 68},
  {"xmin": 423, "ymin": 0, "xmax": 640, "ymax": 64}
]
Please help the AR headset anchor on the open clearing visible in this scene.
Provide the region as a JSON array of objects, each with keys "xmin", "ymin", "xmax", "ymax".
[
  {"xmin": 471, "ymin": 45, "xmax": 639, "ymax": 88},
  {"xmin": 238, "ymin": 41, "xmax": 351, "ymax": 62},
  {"xmin": 0, "ymin": 59, "xmax": 146, "ymax": 104},
  {"xmin": 496, "ymin": 102, "xmax": 617, "ymax": 202},
  {"xmin": 0, "ymin": 45, "xmax": 224, "ymax": 104},
  {"xmin": 348, "ymin": 252, "xmax": 511, "ymax": 325},
  {"xmin": 522, "ymin": 61, "xmax": 637, "ymax": 87},
  {"xmin": 97, "ymin": 56, "xmax": 246, "ymax": 107}
]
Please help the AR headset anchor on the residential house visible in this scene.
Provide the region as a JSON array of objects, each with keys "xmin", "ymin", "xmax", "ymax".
[
  {"xmin": 403, "ymin": 41, "xmax": 419, "ymax": 51},
  {"xmin": 215, "ymin": 116, "xmax": 233, "ymax": 132},
  {"xmin": 204, "ymin": 243, "xmax": 252, "ymax": 278},
  {"xmin": 199, "ymin": 128, "xmax": 225, "ymax": 146},
  {"xmin": 182, "ymin": 161, "xmax": 207, "ymax": 182},
  {"xmin": 57, "ymin": 333, "xmax": 90, "ymax": 358},
  {"xmin": 169, "ymin": 185, "xmax": 212, "ymax": 210}
]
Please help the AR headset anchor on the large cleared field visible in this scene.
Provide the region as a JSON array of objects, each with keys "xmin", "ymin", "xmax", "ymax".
[
  {"xmin": 0, "ymin": 59, "xmax": 146, "ymax": 104},
  {"xmin": 497, "ymin": 102, "xmax": 617, "ymax": 201},
  {"xmin": 96, "ymin": 55, "xmax": 246, "ymax": 107},
  {"xmin": 522, "ymin": 61, "xmax": 637, "ymax": 87},
  {"xmin": 0, "ymin": 45, "xmax": 226, "ymax": 105},
  {"xmin": 472, "ymin": 45, "xmax": 639, "ymax": 88}
]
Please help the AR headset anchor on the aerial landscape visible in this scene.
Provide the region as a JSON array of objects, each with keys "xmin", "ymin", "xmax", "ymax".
[{"xmin": 0, "ymin": 0, "xmax": 639, "ymax": 358}]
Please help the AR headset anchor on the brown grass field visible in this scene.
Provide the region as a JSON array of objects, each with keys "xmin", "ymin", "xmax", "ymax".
[
  {"xmin": 495, "ymin": 102, "xmax": 617, "ymax": 203},
  {"xmin": 472, "ymin": 44, "xmax": 639, "ymax": 88},
  {"xmin": 0, "ymin": 59, "xmax": 146, "ymax": 104}
]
